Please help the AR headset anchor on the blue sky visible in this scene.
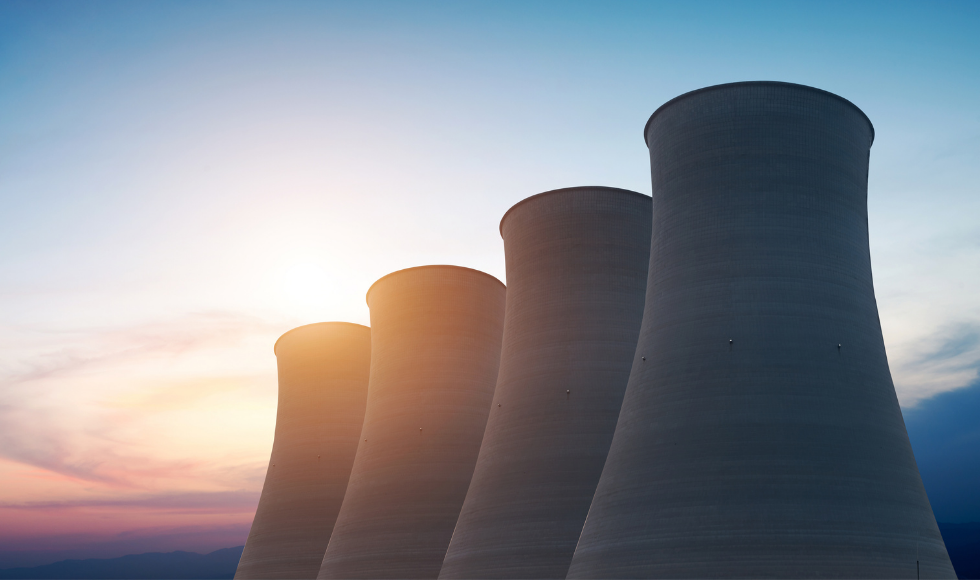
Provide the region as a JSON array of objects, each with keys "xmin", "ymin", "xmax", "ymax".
[{"xmin": 0, "ymin": 0, "xmax": 978, "ymax": 566}]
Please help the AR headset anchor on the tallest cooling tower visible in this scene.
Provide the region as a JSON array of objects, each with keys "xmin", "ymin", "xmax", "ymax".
[{"xmin": 568, "ymin": 82, "xmax": 956, "ymax": 579}]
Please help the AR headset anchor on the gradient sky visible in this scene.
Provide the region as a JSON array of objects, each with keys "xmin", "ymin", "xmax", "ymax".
[{"xmin": 1, "ymin": 0, "xmax": 979, "ymax": 568}]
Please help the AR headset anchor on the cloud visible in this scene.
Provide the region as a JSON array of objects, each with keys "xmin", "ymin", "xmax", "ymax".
[
  {"xmin": 1, "ymin": 310, "xmax": 280, "ymax": 386},
  {"xmin": 0, "ymin": 310, "xmax": 279, "ymax": 488},
  {"xmin": 892, "ymin": 321, "xmax": 980, "ymax": 405},
  {"xmin": 919, "ymin": 326, "xmax": 980, "ymax": 362},
  {"xmin": 0, "ymin": 489, "xmax": 260, "ymax": 514}
]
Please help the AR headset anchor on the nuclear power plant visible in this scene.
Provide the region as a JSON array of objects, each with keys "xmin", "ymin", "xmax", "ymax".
[
  {"xmin": 237, "ymin": 81, "xmax": 956, "ymax": 579},
  {"xmin": 439, "ymin": 187, "xmax": 651, "ymax": 579},
  {"xmin": 235, "ymin": 322, "xmax": 370, "ymax": 580}
]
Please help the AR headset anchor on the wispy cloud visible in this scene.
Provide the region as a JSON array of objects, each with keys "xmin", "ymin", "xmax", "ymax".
[
  {"xmin": 0, "ymin": 489, "xmax": 259, "ymax": 513},
  {"xmin": 893, "ymin": 322, "xmax": 980, "ymax": 406},
  {"xmin": 0, "ymin": 310, "xmax": 279, "ymax": 489},
  {"xmin": 1, "ymin": 310, "xmax": 280, "ymax": 386}
]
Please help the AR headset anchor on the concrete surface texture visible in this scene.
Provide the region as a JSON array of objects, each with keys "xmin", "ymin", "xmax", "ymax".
[
  {"xmin": 567, "ymin": 82, "xmax": 957, "ymax": 579},
  {"xmin": 235, "ymin": 322, "xmax": 371, "ymax": 580},
  {"xmin": 317, "ymin": 266, "xmax": 506, "ymax": 580},
  {"xmin": 438, "ymin": 187, "xmax": 652, "ymax": 579}
]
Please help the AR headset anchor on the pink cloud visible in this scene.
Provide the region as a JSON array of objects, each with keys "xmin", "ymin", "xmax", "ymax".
[{"xmin": 0, "ymin": 310, "xmax": 278, "ymax": 487}]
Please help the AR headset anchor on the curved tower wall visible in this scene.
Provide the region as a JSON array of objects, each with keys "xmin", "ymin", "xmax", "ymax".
[
  {"xmin": 438, "ymin": 187, "xmax": 652, "ymax": 579},
  {"xmin": 317, "ymin": 266, "xmax": 506, "ymax": 580},
  {"xmin": 568, "ymin": 82, "xmax": 956, "ymax": 579},
  {"xmin": 235, "ymin": 322, "xmax": 371, "ymax": 580}
]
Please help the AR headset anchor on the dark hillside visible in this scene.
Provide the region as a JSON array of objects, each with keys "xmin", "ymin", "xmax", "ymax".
[{"xmin": 0, "ymin": 546, "xmax": 243, "ymax": 579}]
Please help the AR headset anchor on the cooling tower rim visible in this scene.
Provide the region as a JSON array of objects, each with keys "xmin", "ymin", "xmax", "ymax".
[
  {"xmin": 499, "ymin": 186, "xmax": 650, "ymax": 237},
  {"xmin": 642, "ymin": 81, "xmax": 875, "ymax": 148},
  {"xmin": 365, "ymin": 265, "xmax": 505, "ymax": 306},
  {"xmin": 273, "ymin": 321, "xmax": 370, "ymax": 357}
]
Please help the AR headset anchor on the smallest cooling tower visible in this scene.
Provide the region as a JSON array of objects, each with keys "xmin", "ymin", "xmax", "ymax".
[
  {"xmin": 317, "ymin": 266, "xmax": 506, "ymax": 580},
  {"xmin": 235, "ymin": 322, "xmax": 370, "ymax": 580}
]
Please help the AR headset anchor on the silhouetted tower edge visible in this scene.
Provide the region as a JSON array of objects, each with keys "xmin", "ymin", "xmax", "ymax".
[
  {"xmin": 319, "ymin": 265, "xmax": 505, "ymax": 580},
  {"xmin": 642, "ymin": 80, "xmax": 875, "ymax": 146},
  {"xmin": 236, "ymin": 322, "xmax": 371, "ymax": 580},
  {"xmin": 440, "ymin": 187, "xmax": 651, "ymax": 579}
]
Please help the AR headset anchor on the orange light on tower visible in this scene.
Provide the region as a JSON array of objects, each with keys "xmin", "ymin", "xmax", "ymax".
[
  {"xmin": 236, "ymin": 322, "xmax": 371, "ymax": 580},
  {"xmin": 317, "ymin": 266, "xmax": 505, "ymax": 580}
]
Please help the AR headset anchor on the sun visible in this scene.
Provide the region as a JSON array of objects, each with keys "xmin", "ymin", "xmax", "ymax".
[{"xmin": 279, "ymin": 261, "xmax": 337, "ymax": 319}]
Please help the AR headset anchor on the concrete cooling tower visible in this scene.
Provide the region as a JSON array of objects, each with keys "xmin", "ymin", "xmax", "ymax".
[
  {"xmin": 438, "ymin": 187, "xmax": 652, "ymax": 579},
  {"xmin": 567, "ymin": 82, "xmax": 956, "ymax": 579},
  {"xmin": 235, "ymin": 322, "xmax": 371, "ymax": 580},
  {"xmin": 317, "ymin": 266, "xmax": 506, "ymax": 580}
]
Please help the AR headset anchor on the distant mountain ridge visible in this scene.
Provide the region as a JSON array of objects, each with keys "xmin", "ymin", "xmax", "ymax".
[
  {"xmin": 0, "ymin": 546, "xmax": 243, "ymax": 579},
  {"xmin": 0, "ymin": 529, "xmax": 975, "ymax": 580}
]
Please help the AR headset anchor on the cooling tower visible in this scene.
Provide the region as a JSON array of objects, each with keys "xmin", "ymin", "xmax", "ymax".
[
  {"xmin": 567, "ymin": 82, "xmax": 956, "ymax": 579},
  {"xmin": 438, "ymin": 187, "xmax": 651, "ymax": 579},
  {"xmin": 235, "ymin": 322, "xmax": 371, "ymax": 580},
  {"xmin": 317, "ymin": 266, "xmax": 506, "ymax": 580}
]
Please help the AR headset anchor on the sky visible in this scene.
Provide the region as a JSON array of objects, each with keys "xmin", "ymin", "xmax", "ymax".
[{"xmin": 1, "ymin": 0, "xmax": 979, "ymax": 568}]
